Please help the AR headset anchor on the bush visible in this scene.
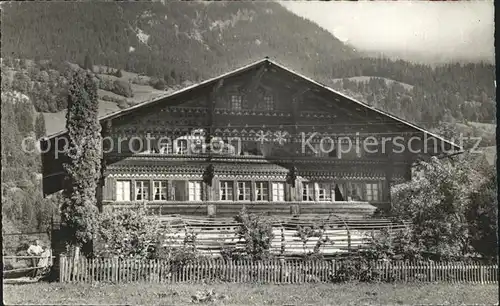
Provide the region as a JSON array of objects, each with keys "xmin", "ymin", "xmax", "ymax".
[
  {"xmin": 152, "ymin": 78, "xmax": 167, "ymax": 90},
  {"xmin": 94, "ymin": 205, "xmax": 162, "ymax": 259},
  {"xmin": 231, "ymin": 207, "xmax": 274, "ymax": 260},
  {"xmin": 114, "ymin": 69, "xmax": 123, "ymax": 78},
  {"xmin": 330, "ymin": 258, "xmax": 381, "ymax": 283},
  {"xmin": 112, "ymin": 79, "xmax": 133, "ymax": 97}
]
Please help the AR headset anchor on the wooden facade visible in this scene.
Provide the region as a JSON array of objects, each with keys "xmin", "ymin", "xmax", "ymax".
[{"xmin": 41, "ymin": 58, "xmax": 459, "ymax": 218}]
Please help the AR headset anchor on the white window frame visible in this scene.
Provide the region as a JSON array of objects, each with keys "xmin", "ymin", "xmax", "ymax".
[
  {"xmin": 317, "ymin": 182, "xmax": 335, "ymax": 201},
  {"xmin": 237, "ymin": 181, "xmax": 251, "ymax": 201},
  {"xmin": 271, "ymin": 182, "xmax": 285, "ymax": 202},
  {"xmin": 153, "ymin": 181, "xmax": 168, "ymax": 201},
  {"xmin": 220, "ymin": 181, "xmax": 234, "ymax": 201},
  {"xmin": 255, "ymin": 181, "xmax": 269, "ymax": 201},
  {"xmin": 116, "ymin": 180, "xmax": 131, "ymax": 202},
  {"xmin": 135, "ymin": 180, "xmax": 149, "ymax": 201},
  {"xmin": 188, "ymin": 181, "xmax": 202, "ymax": 201},
  {"xmin": 174, "ymin": 139, "xmax": 189, "ymax": 154},
  {"xmin": 302, "ymin": 182, "xmax": 315, "ymax": 201},
  {"xmin": 365, "ymin": 182, "xmax": 379, "ymax": 202}
]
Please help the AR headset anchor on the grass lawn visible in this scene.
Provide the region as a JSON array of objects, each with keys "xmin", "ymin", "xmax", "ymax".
[{"xmin": 3, "ymin": 281, "xmax": 498, "ymax": 305}]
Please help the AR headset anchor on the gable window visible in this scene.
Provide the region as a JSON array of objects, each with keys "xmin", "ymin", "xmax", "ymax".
[
  {"xmin": 135, "ymin": 180, "xmax": 150, "ymax": 201},
  {"xmin": 317, "ymin": 182, "xmax": 335, "ymax": 201},
  {"xmin": 220, "ymin": 181, "xmax": 234, "ymax": 201},
  {"xmin": 188, "ymin": 181, "xmax": 202, "ymax": 201},
  {"xmin": 153, "ymin": 181, "xmax": 167, "ymax": 201},
  {"xmin": 264, "ymin": 95, "xmax": 275, "ymax": 111},
  {"xmin": 271, "ymin": 182, "xmax": 285, "ymax": 202},
  {"xmin": 116, "ymin": 180, "xmax": 131, "ymax": 202},
  {"xmin": 302, "ymin": 182, "xmax": 315, "ymax": 201},
  {"xmin": 255, "ymin": 181, "xmax": 269, "ymax": 201},
  {"xmin": 237, "ymin": 181, "xmax": 251, "ymax": 201},
  {"xmin": 230, "ymin": 95, "xmax": 242, "ymax": 110},
  {"xmin": 365, "ymin": 183, "xmax": 379, "ymax": 202}
]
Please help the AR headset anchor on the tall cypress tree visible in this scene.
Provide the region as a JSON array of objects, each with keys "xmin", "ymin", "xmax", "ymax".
[{"xmin": 60, "ymin": 70, "xmax": 102, "ymax": 259}]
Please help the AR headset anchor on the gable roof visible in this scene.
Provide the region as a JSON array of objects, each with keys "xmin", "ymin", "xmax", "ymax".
[{"xmin": 44, "ymin": 57, "xmax": 461, "ymax": 152}]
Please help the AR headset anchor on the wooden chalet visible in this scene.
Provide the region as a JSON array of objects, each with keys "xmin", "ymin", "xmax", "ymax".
[{"xmin": 41, "ymin": 58, "xmax": 460, "ymax": 218}]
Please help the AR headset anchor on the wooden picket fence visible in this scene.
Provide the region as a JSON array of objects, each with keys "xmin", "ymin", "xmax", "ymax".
[{"xmin": 59, "ymin": 256, "xmax": 498, "ymax": 284}]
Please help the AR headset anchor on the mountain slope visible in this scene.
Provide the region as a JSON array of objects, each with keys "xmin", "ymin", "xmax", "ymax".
[{"xmin": 1, "ymin": 1, "xmax": 357, "ymax": 83}]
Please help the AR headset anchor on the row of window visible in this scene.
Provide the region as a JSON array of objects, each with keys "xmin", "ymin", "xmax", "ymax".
[
  {"xmin": 115, "ymin": 180, "xmax": 381, "ymax": 202},
  {"xmin": 230, "ymin": 94, "xmax": 275, "ymax": 111}
]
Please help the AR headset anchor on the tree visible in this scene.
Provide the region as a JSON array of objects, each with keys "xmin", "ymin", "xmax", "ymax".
[
  {"xmin": 83, "ymin": 53, "xmax": 93, "ymax": 71},
  {"xmin": 34, "ymin": 113, "xmax": 46, "ymax": 139},
  {"xmin": 390, "ymin": 156, "xmax": 481, "ymax": 260},
  {"xmin": 114, "ymin": 69, "xmax": 123, "ymax": 78},
  {"xmin": 60, "ymin": 70, "xmax": 102, "ymax": 262},
  {"xmin": 467, "ymin": 169, "xmax": 498, "ymax": 261}
]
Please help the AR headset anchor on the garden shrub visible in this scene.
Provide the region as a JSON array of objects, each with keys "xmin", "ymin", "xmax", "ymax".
[
  {"xmin": 232, "ymin": 207, "xmax": 274, "ymax": 260},
  {"xmin": 94, "ymin": 205, "xmax": 162, "ymax": 259}
]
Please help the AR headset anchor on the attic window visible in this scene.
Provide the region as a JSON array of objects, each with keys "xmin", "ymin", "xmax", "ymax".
[
  {"xmin": 264, "ymin": 95, "xmax": 275, "ymax": 110},
  {"xmin": 230, "ymin": 95, "xmax": 242, "ymax": 110}
]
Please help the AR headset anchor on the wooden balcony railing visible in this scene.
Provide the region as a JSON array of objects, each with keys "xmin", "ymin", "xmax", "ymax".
[{"xmin": 103, "ymin": 200, "xmax": 379, "ymax": 218}]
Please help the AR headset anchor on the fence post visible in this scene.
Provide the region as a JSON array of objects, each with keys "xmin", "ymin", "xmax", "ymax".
[
  {"xmin": 60, "ymin": 255, "xmax": 66, "ymax": 282},
  {"xmin": 480, "ymin": 265, "xmax": 484, "ymax": 284},
  {"xmin": 279, "ymin": 257, "xmax": 285, "ymax": 283}
]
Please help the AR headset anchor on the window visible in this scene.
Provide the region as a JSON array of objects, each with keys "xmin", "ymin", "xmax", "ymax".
[
  {"xmin": 302, "ymin": 182, "xmax": 314, "ymax": 201},
  {"xmin": 135, "ymin": 181, "xmax": 150, "ymax": 201},
  {"xmin": 153, "ymin": 181, "xmax": 167, "ymax": 201},
  {"xmin": 365, "ymin": 183, "xmax": 379, "ymax": 201},
  {"xmin": 116, "ymin": 180, "xmax": 131, "ymax": 202},
  {"xmin": 264, "ymin": 95, "xmax": 274, "ymax": 111},
  {"xmin": 255, "ymin": 181, "xmax": 269, "ymax": 201},
  {"xmin": 237, "ymin": 181, "xmax": 251, "ymax": 201},
  {"xmin": 271, "ymin": 182, "xmax": 285, "ymax": 201},
  {"xmin": 188, "ymin": 181, "xmax": 202, "ymax": 201},
  {"xmin": 174, "ymin": 139, "xmax": 188, "ymax": 154},
  {"xmin": 317, "ymin": 182, "xmax": 335, "ymax": 201},
  {"xmin": 339, "ymin": 182, "xmax": 364, "ymax": 201},
  {"xmin": 220, "ymin": 181, "xmax": 234, "ymax": 201},
  {"xmin": 338, "ymin": 141, "xmax": 362, "ymax": 159},
  {"xmin": 158, "ymin": 142, "xmax": 172, "ymax": 154},
  {"xmin": 230, "ymin": 95, "xmax": 242, "ymax": 110},
  {"xmin": 172, "ymin": 181, "xmax": 187, "ymax": 201}
]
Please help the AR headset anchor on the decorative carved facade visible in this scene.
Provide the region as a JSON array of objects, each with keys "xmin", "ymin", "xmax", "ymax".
[{"xmin": 41, "ymin": 58, "xmax": 459, "ymax": 218}]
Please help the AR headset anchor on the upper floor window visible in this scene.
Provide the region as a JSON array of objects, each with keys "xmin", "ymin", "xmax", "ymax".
[
  {"xmin": 135, "ymin": 180, "xmax": 150, "ymax": 201},
  {"xmin": 230, "ymin": 95, "xmax": 242, "ymax": 110},
  {"xmin": 271, "ymin": 182, "xmax": 285, "ymax": 202},
  {"xmin": 264, "ymin": 95, "xmax": 275, "ymax": 111},
  {"xmin": 237, "ymin": 181, "xmax": 251, "ymax": 201},
  {"xmin": 302, "ymin": 182, "xmax": 314, "ymax": 201},
  {"xmin": 174, "ymin": 139, "xmax": 188, "ymax": 154},
  {"xmin": 255, "ymin": 181, "xmax": 269, "ymax": 201},
  {"xmin": 220, "ymin": 181, "xmax": 234, "ymax": 201},
  {"xmin": 116, "ymin": 180, "xmax": 131, "ymax": 202},
  {"xmin": 188, "ymin": 181, "xmax": 202, "ymax": 201},
  {"xmin": 153, "ymin": 181, "xmax": 167, "ymax": 201}
]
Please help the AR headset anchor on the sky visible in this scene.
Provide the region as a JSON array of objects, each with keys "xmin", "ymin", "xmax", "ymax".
[{"xmin": 280, "ymin": 1, "xmax": 494, "ymax": 64}]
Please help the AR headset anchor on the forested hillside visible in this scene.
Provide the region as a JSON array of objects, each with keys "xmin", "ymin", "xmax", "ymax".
[{"xmin": 0, "ymin": 1, "xmax": 496, "ymax": 237}]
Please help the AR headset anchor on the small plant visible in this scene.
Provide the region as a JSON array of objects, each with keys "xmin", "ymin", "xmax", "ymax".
[{"xmin": 234, "ymin": 207, "xmax": 274, "ymax": 260}]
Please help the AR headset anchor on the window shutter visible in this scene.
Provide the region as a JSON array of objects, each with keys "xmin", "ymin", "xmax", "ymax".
[
  {"xmin": 213, "ymin": 179, "xmax": 220, "ymax": 201},
  {"xmin": 110, "ymin": 178, "xmax": 117, "ymax": 201}
]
